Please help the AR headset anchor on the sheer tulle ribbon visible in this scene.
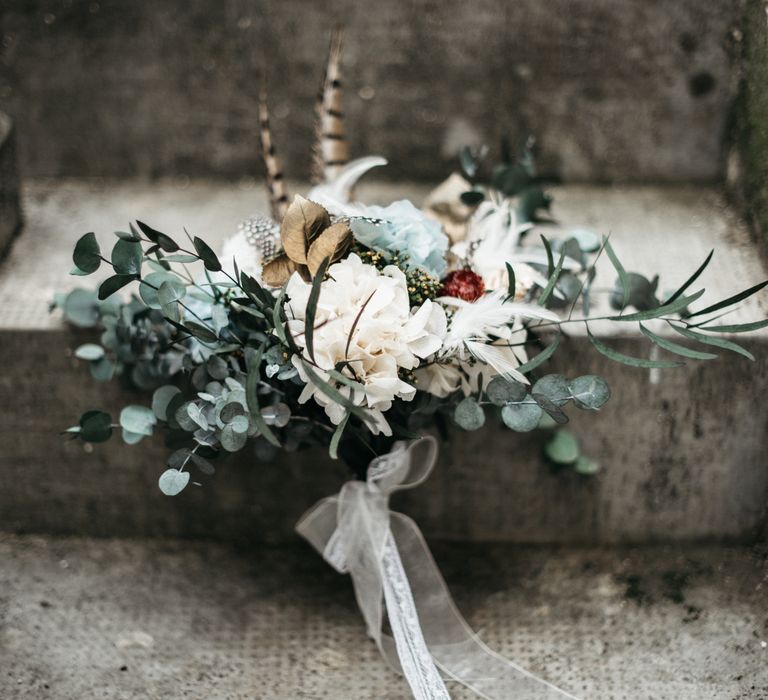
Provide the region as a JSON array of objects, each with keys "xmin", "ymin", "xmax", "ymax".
[{"xmin": 296, "ymin": 437, "xmax": 580, "ymax": 700}]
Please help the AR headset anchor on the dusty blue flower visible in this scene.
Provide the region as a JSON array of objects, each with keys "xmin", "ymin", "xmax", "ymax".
[{"xmin": 350, "ymin": 199, "xmax": 449, "ymax": 277}]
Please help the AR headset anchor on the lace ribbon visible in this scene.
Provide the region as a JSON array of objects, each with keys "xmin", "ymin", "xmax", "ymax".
[{"xmin": 296, "ymin": 437, "xmax": 581, "ymax": 700}]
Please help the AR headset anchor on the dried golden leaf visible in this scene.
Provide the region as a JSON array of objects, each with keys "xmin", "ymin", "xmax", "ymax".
[
  {"xmin": 261, "ymin": 254, "xmax": 298, "ymax": 288},
  {"xmin": 280, "ymin": 195, "xmax": 330, "ymax": 264},
  {"xmin": 306, "ymin": 222, "xmax": 353, "ymax": 276}
]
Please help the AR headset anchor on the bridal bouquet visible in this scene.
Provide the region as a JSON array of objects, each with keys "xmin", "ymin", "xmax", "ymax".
[{"xmin": 54, "ymin": 30, "xmax": 766, "ymax": 700}]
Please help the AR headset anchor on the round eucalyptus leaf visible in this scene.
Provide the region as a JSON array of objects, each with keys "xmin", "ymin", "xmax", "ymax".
[
  {"xmin": 501, "ymin": 400, "xmax": 542, "ymax": 432},
  {"xmin": 207, "ymin": 355, "xmax": 229, "ymax": 380},
  {"xmin": 111, "ymin": 239, "xmax": 143, "ymax": 275},
  {"xmin": 568, "ymin": 375, "xmax": 611, "ymax": 410},
  {"xmin": 157, "ymin": 279, "xmax": 186, "ymax": 306},
  {"xmin": 574, "ymin": 455, "xmax": 600, "ymax": 475},
  {"xmin": 190, "ymin": 453, "xmax": 215, "ymax": 475},
  {"xmin": 229, "ymin": 414, "xmax": 250, "ymax": 434},
  {"xmin": 74, "ymin": 343, "xmax": 105, "ymax": 361},
  {"xmin": 151, "ymin": 385, "xmax": 181, "ymax": 421},
  {"xmin": 544, "ymin": 429, "xmax": 580, "ymax": 464},
  {"xmin": 72, "ymin": 232, "xmax": 101, "ymax": 274},
  {"xmin": 532, "ymin": 374, "xmax": 570, "ymax": 406},
  {"xmin": 158, "ymin": 469, "xmax": 190, "ymax": 496},
  {"xmin": 63, "ymin": 288, "xmax": 99, "ymax": 327},
  {"xmin": 567, "ymin": 228, "xmax": 601, "ymax": 253},
  {"xmin": 79, "ymin": 410, "xmax": 113, "ymax": 442},
  {"xmin": 165, "ymin": 393, "xmax": 186, "ymax": 431},
  {"xmin": 119, "ymin": 405, "xmax": 157, "ymax": 436},
  {"xmin": 454, "ymin": 398, "xmax": 485, "ymax": 431},
  {"xmin": 122, "ymin": 429, "xmax": 146, "ymax": 445},
  {"xmin": 220, "ymin": 401, "xmax": 245, "ymax": 423},
  {"xmin": 186, "ymin": 403, "xmax": 208, "ymax": 430},
  {"xmin": 168, "ymin": 448, "xmax": 192, "ymax": 470},
  {"xmin": 89, "ymin": 357, "xmax": 116, "ymax": 382},
  {"xmin": 220, "ymin": 424, "xmax": 248, "ymax": 452},
  {"xmin": 261, "ymin": 402, "xmax": 291, "ymax": 428},
  {"xmin": 139, "ymin": 272, "xmax": 186, "ymax": 309},
  {"xmin": 486, "ymin": 376, "xmax": 527, "ymax": 406}
]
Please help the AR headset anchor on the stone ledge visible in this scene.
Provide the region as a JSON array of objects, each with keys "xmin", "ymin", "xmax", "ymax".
[{"xmin": 1, "ymin": 535, "xmax": 766, "ymax": 699}]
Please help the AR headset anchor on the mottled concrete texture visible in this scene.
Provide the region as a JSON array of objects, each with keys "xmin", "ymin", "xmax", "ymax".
[
  {"xmin": 732, "ymin": 0, "xmax": 768, "ymax": 248},
  {"xmin": 0, "ymin": 0, "xmax": 743, "ymax": 182},
  {"xmin": 0, "ymin": 180, "xmax": 766, "ymax": 544},
  {"xmin": 1, "ymin": 535, "xmax": 767, "ymax": 699},
  {"xmin": 0, "ymin": 111, "xmax": 22, "ymax": 255}
]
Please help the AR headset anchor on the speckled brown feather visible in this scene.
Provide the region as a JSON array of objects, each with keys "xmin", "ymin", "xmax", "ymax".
[
  {"xmin": 259, "ymin": 91, "xmax": 289, "ymax": 221},
  {"xmin": 311, "ymin": 27, "xmax": 349, "ymax": 184}
]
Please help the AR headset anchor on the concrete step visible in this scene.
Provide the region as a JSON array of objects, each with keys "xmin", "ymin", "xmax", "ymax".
[
  {"xmin": 0, "ymin": 1, "xmax": 742, "ymax": 183},
  {"xmin": 1, "ymin": 535, "xmax": 766, "ymax": 699},
  {"xmin": 0, "ymin": 180, "xmax": 766, "ymax": 544}
]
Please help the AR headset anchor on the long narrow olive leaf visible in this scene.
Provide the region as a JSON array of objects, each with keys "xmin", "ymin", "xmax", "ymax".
[
  {"xmin": 639, "ymin": 323, "xmax": 717, "ymax": 360},
  {"xmin": 136, "ymin": 220, "xmax": 179, "ymax": 252},
  {"xmin": 245, "ymin": 347, "xmax": 281, "ymax": 447},
  {"xmin": 193, "ymin": 236, "xmax": 222, "ymax": 272},
  {"xmin": 603, "ymin": 238, "xmax": 630, "ymax": 311},
  {"xmin": 345, "ymin": 291, "xmax": 376, "ymax": 360},
  {"xmin": 540, "ymin": 234, "xmax": 554, "ymax": 276},
  {"xmin": 282, "ymin": 320, "xmax": 302, "ymax": 356},
  {"xmin": 505, "ymin": 262, "xmax": 516, "ymax": 301},
  {"xmin": 608, "ymin": 288, "xmax": 705, "ymax": 322},
  {"xmin": 515, "ymin": 333, "xmax": 562, "ymax": 374},
  {"xmin": 271, "ymin": 288, "xmax": 288, "ymax": 345},
  {"xmin": 163, "ymin": 317, "xmax": 218, "ymax": 345},
  {"xmin": 669, "ymin": 323, "xmax": 755, "ymax": 361},
  {"xmin": 685, "ymin": 280, "xmax": 768, "ymax": 318},
  {"xmin": 232, "ymin": 256, "xmax": 240, "ymax": 286},
  {"xmin": 665, "ymin": 249, "xmax": 713, "ymax": 304},
  {"xmin": 695, "ymin": 318, "xmax": 768, "ymax": 333},
  {"xmin": 305, "ymin": 256, "xmax": 330, "ymax": 363},
  {"xmin": 329, "ymin": 411, "xmax": 350, "ymax": 460},
  {"xmin": 300, "ymin": 361, "xmax": 374, "ymax": 426},
  {"xmin": 538, "ymin": 250, "xmax": 565, "ymax": 306},
  {"xmin": 587, "ymin": 328, "xmax": 683, "ymax": 368}
]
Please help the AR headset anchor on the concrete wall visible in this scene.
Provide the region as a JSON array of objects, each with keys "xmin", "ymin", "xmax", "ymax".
[
  {"xmin": 0, "ymin": 0, "xmax": 743, "ymax": 182},
  {"xmin": 731, "ymin": 0, "xmax": 768, "ymax": 249}
]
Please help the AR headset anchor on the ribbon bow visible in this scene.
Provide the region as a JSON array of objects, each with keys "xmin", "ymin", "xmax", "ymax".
[{"xmin": 297, "ymin": 437, "xmax": 580, "ymax": 700}]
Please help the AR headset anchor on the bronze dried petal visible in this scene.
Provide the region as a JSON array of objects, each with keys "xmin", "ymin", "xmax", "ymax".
[
  {"xmin": 306, "ymin": 222, "xmax": 353, "ymax": 276},
  {"xmin": 280, "ymin": 195, "xmax": 331, "ymax": 264},
  {"xmin": 261, "ymin": 254, "xmax": 299, "ymax": 288}
]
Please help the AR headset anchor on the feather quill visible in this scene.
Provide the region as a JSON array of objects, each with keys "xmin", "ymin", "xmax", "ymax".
[
  {"xmin": 312, "ymin": 27, "xmax": 350, "ymax": 185},
  {"xmin": 259, "ymin": 90, "xmax": 289, "ymax": 222}
]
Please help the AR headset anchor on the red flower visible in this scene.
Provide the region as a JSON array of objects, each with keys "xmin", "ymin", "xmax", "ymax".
[{"xmin": 440, "ymin": 269, "xmax": 485, "ymax": 302}]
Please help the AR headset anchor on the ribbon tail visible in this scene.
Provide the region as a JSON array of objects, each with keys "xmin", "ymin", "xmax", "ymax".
[
  {"xmin": 381, "ymin": 532, "xmax": 451, "ymax": 700},
  {"xmin": 390, "ymin": 514, "xmax": 581, "ymax": 700}
]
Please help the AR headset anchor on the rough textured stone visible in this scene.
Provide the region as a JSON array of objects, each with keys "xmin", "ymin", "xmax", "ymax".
[
  {"xmin": 731, "ymin": 0, "xmax": 768, "ymax": 249},
  {"xmin": 0, "ymin": 111, "xmax": 22, "ymax": 256},
  {"xmin": 0, "ymin": 180, "xmax": 766, "ymax": 544},
  {"xmin": 0, "ymin": 0, "xmax": 742, "ymax": 182},
  {"xmin": 0, "ymin": 535, "xmax": 766, "ymax": 699}
]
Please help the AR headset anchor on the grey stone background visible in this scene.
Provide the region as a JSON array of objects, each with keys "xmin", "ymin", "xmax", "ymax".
[{"xmin": 0, "ymin": 0, "xmax": 744, "ymax": 182}]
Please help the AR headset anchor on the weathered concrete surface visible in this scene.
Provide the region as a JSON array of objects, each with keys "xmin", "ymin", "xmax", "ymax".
[
  {"xmin": 0, "ymin": 0, "xmax": 743, "ymax": 183},
  {"xmin": 730, "ymin": 0, "xmax": 768, "ymax": 250},
  {"xmin": 0, "ymin": 180, "xmax": 766, "ymax": 544},
  {"xmin": 0, "ymin": 111, "xmax": 22, "ymax": 256},
  {"xmin": 1, "ymin": 535, "xmax": 766, "ymax": 699}
]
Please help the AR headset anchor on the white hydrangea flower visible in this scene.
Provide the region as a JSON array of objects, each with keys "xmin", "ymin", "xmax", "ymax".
[{"xmin": 285, "ymin": 254, "xmax": 446, "ymax": 435}]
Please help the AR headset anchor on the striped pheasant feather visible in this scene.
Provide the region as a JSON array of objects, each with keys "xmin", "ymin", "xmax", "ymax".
[
  {"xmin": 259, "ymin": 91, "xmax": 289, "ymax": 221},
  {"xmin": 311, "ymin": 27, "xmax": 349, "ymax": 184}
]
